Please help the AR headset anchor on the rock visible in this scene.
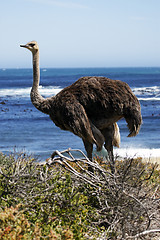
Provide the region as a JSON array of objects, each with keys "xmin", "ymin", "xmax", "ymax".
[{"xmin": 0, "ymin": 101, "xmax": 6, "ymax": 105}]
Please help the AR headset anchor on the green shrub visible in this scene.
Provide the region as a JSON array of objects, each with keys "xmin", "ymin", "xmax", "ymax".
[{"xmin": 0, "ymin": 151, "xmax": 159, "ymax": 239}]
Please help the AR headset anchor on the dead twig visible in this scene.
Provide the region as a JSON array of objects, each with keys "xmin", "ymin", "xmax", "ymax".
[{"xmin": 48, "ymin": 148, "xmax": 160, "ymax": 239}]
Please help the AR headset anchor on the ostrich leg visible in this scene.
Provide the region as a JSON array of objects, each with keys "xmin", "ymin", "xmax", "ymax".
[
  {"xmin": 82, "ymin": 139, "xmax": 94, "ymax": 172},
  {"xmin": 101, "ymin": 125, "xmax": 115, "ymax": 174},
  {"xmin": 105, "ymin": 143, "xmax": 115, "ymax": 174}
]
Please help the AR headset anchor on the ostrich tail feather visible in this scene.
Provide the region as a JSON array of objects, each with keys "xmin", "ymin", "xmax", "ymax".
[
  {"xmin": 127, "ymin": 124, "xmax": 141, "ymax": 137},
  {"xmin": 125, "ymin": 109, "xmax": 142, "ymax": 137}
]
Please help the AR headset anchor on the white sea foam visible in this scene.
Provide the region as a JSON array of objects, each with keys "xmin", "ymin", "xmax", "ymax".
[
  {"xmin": 114, "ymin": 148, "xmax": 160, "ymax": 158},
  {"xmin": 94, "ymin": 147, "xmax": 160, "ymax": 159},
  {"xmin": 132, "ymin": 86, "xmax": 160, "ymax": 101},
  {"xmin": 0, "ymin": 86, "xmax": 62, "ymax": 98},
  {"xmin": 132, "ymin": 86, "xmax": 160, "ymax": 95},
  {"xmin": 39, "ymin": 85, "xmax": 62, "ymax": 96},
  {"xmin": 138, "ymin": 97, "xmax": 160, "ymax": 101}
]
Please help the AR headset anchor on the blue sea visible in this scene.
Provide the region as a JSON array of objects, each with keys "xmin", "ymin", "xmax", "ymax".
[{"xmin": 0, "ymin": 68, "xmax": 160, "ymax": 161}]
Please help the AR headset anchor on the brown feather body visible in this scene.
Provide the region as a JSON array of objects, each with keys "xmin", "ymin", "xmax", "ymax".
[{"xmin": 48, "ymin": 76, "xmax": 142, "ymax": 149}]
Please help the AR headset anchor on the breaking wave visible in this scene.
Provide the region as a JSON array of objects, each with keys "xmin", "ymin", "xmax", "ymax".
[
  {"xmin": 132, "ymin": 86, "xmax": 160, "ymax": 101},
  {"xmin": 0, "ymin": 85, "xmax": 62, "ymax": 98}
]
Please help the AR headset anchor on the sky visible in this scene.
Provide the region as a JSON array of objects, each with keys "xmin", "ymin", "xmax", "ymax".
[{"xmin": 0, "ymin": 0, "xmax": 160, "ymax": 68}]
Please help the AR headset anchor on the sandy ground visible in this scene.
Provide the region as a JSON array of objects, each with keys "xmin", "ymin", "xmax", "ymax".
[{"xmin": 142, "ymin": 157, "xmax": 160, "ymax": 168}]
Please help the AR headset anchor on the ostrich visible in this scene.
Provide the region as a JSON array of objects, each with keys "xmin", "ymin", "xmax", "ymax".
[{"xmin": 20, "ymin": 41, "xmax": 142, "ymax": 172}]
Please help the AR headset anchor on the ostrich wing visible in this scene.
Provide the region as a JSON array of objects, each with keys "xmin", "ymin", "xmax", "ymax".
[{"xmin": 49, "ymin": 98, "xmax": 104, "ymax": 149}]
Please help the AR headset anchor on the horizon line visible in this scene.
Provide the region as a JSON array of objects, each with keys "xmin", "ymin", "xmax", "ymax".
[{"xmin": 1, "ymin": 66, "xmax": 160, "ymax": 70}]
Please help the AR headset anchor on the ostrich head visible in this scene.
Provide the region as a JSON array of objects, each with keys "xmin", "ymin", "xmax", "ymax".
[{"xmin": 20, "ymin": 41, "xmax": 39, "ymax": 53}]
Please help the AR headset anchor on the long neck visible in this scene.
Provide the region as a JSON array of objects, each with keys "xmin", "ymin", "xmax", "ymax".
[
  {"xmin": 30, "ymin": 50, "xmax": 50, "ymax": 114},
  {"xmin": 32, "ymin": 50, "xmax": 40, "ymax": 90}
]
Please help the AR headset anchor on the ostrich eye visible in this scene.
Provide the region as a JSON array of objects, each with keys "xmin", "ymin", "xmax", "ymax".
[{"xmin": 29, "ymin": 43, "xmax": 35, "ymax": 47}]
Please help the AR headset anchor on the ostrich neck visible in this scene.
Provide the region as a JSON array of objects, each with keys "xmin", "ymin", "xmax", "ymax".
[
  {"xmin": 30, "ymin": 51, "xmax": 50, "ymax": 114},
  {"xmin": 32, "ymin": 51, "xmax": 40, "ymax": 90}
]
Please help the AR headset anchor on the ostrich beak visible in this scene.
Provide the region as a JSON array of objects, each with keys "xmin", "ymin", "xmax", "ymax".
[{"xmin": 20, "ymin": 44, "xmax": 28, "ymax": 48}]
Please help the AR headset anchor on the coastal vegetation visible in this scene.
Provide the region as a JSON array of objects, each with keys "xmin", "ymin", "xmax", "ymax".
[{"xmin": 0, "ymin": 151, "xmax": 160, "ymax": 239}]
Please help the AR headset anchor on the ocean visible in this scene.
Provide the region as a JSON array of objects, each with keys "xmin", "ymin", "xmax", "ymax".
[{"xmin": 0, "ymin": 67, "xmax": 160, "ymax": 161}]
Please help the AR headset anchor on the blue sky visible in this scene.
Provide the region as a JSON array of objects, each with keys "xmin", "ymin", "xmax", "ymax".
[{"xmin": 1, "ymin": 0, "xmax": 160, "ymax": 68}]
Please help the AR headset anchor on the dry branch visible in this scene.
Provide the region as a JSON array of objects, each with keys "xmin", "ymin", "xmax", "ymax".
[{"xmin": 48, "ymin": 148, "xmax": 160, "ymax": 239}]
